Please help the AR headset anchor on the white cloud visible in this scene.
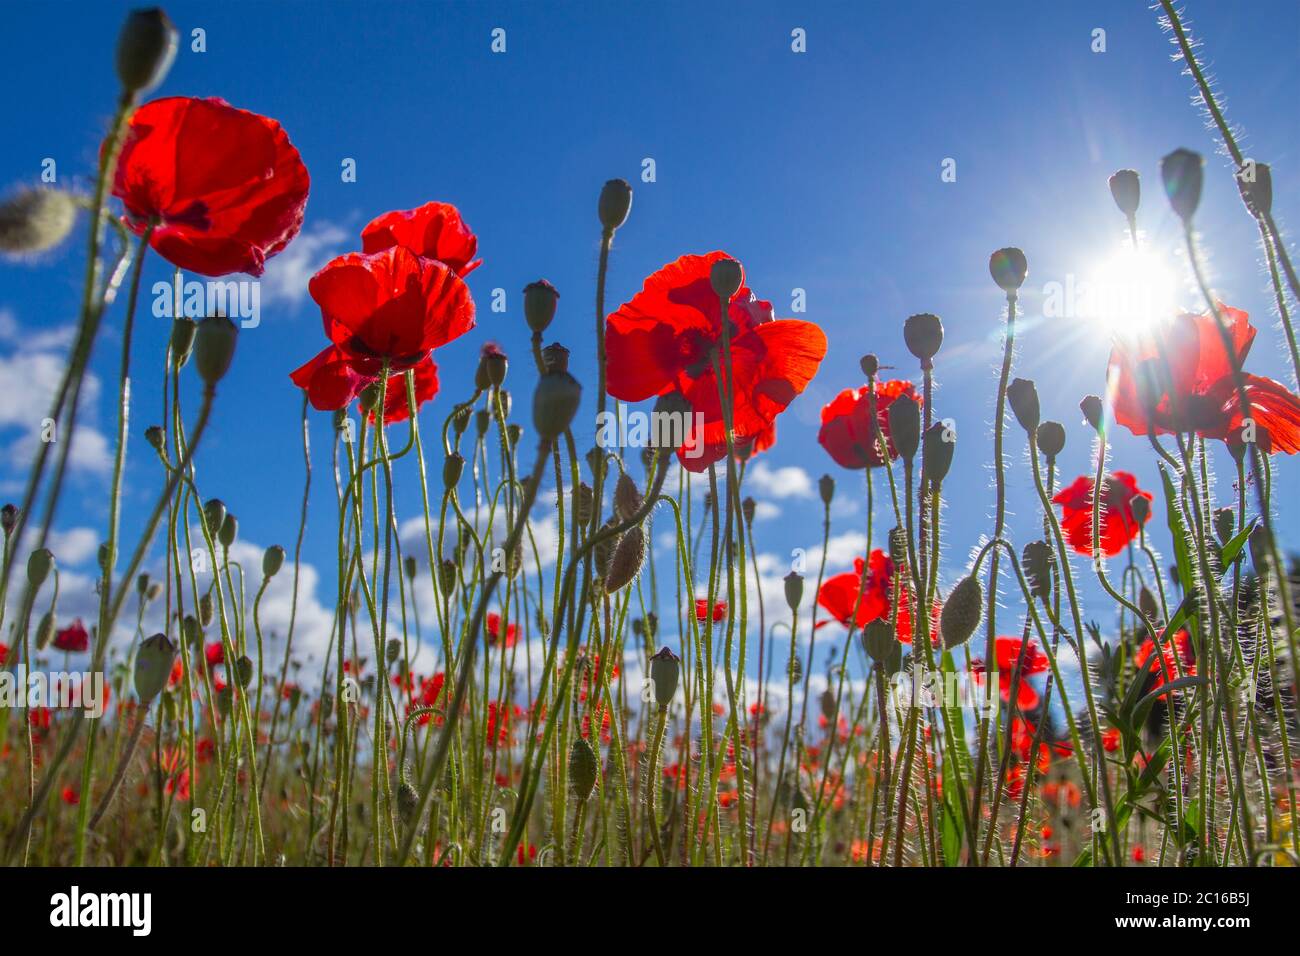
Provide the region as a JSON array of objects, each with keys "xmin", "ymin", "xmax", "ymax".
[
  {"xmin": 743, "ymin": 461, "xmax": 814, "ymax": 499},
  {"xmin": 259, "ymin": 221, "xmax": 349, "ymax": 307}
]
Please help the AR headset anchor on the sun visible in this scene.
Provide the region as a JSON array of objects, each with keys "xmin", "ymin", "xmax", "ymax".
[{"xmin": 1078, "ymin": 246, "xmax": 1180, "ymax": 337}]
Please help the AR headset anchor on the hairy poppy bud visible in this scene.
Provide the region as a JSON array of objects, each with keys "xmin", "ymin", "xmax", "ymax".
[
  {"xmin": 922, "ymin": 422, "xmax": 954, "ymax": 485},
  {"xmin": 385, "ymin": 639, "xmax": 401, "ymax": 666},
  {"xmin": 574, "ymin": 482, "xmax": 594, "ymax": 525},
  {"xmin": 989, "ymin": 247, "xmax": 1028, "ymax": 294},
  {"xmin": 116, "ymin": 8, "xmax": 178, "ymax": 95},
  {"xmin": 203, "ymin": 498, "xmax": 226, "ymax": 534},
  {"xmin": 649, "ymin": 646, "xmax": 680, "ymax": 709},
  {"xmin": 198, "ymin": 592, "xmax": 214, "ymax": 628},
  {"xmin": 940, "ymin": 574, "xmax": 983, "ymax": 649},
  {"xmin": 598, "ymin": 178, "xmax": 633, "ymax": 232},
  {"xmin": 1237, "ymin": 162, "xmax": 1272, "ymax": 219},
  {"xmin": 443, "ymin": 452, "xmax": 465, "ymax": 489},
  {"xmin": 604, "ymin": 525, "xmax": 645, "ymax": 593},
  {"xmin": 218, "ymin": 512, "xmax": 237, "ymax": 549},
  {"xmin": 27, "ymin": 548, "xmax": 54, "ymax": 587},
  {"xmin": 235, "ymin": 655, "xmax": 254, "ymax": 688},
  {"xmin": 449, "ymin": 405, "xmax": 471, "ymax": 438},
  {"xmin": 887, "ymin": 393, "xmax": 920, "ymax": 461},
  {"xmin": 523, "ymin": 280, "xmax": 559, "ymax": 335},
  {"xmin": 477, "ymin": 343, "xmax": 508, "ymax": 389},
  {"xmin": 1138, "ymin": 586, "xmax": 1159, "ymax": 623},
  {"xmin": 904, "ymin": 313, "xmax": 944, "ymax": 365},
  {"xmin": 1161, "ymin": 148, "xmax": 1203, "ymax": 223},
  {"xmin": 144, "ymin": 424, "xmax": 165, "ymax": 453},
  {"xmin": 397, "ymin": 780, "xmax": 420, "ymax": 823},
  {"xmin": 1079, "ymin": 394, "xmax": 1104, "ymax": 433},
  {"xmin": 1007, "ymin": 377, "xmax": 1040, "ymax": 432},
  {"xmin": 263, "ymin": 544, "xmax": 286, "ymax": 579},
  {"xmin": 742, "ymin": 496, "xmax": 756, "ymax": 525},
  {"xmin": 710, "ymin": 258, "xmax": 743, "ymax": 300},
  {"xmin": 35, "ymin": 610, "xmax": 56, "ymax": 651},
  {"xmin": 541, "ymin": 342, "xmax": 570, "ymax": 374},
  {"xmin": 1213, "ymin": 507, "xmax": 1234, "ymax": 545},
  {"xmin": 193, "ymin": 315, "xmax": 237, "ymax": 387},
  {"xmin": 784, "ymin": 571, "xmax": 803, "ymax": 612},
  {"xmin": 614, "ymin": 473, "xmax": 642, "ymax": 522},
  {"xmin": 403, "ymin": 556, "xmax": 417, "ymax": 580},
  {"xmin": 1036, "ymin": 421, "xmax": 1065, "ymax": 460},
  {"xmin": 439, "ymin": 558, "xmax": 458, "ymax": 595},
  {"xmin": 474, "ymin": 409, "xmax": 490, "ymax": 439},
  {"xmin": 1108, "ymin": 169, "xmax": 1141, "ymax": 219},
  {"xmin": 1022, "ymin": 540, "xmax": 1053, "ymax": 602},
  {"xmin": 859, "ymin": 354, "xmax": 879, "ymax": 378},
  {"xmin": 533, "ymin": 371, "xmax": 582, "ymax": 440},
  {"xmin": 861, "ymin": 620, "xmax": 902, "ymax": 674},
  {"xmin": 134, "ymin": 633, "xmax": 177, "ymax": 702},
  {"xmin": 819, "ymin": 474, "xmax": 835, "ymax": 505},
  {"xmin": 1128, "ymin": 493, "xmax": 1150, "ymax": 527},
  {"xmin": 358, "ymin": 383, "xmax": 380, "ymax": 413},
  {"xmin": 137, "ymin": 573, "xmax": 150, "ymax": 596},
  {"xmin": 182, "ymin": 614, "xmax": 200, "ymax": 647},
  {"xmin": 170, "ymin": 318, "xmax": 196, "ymax": 368},
  {"xmin": 570, "ymin": 737, "xmax": 599, "ymax": 802},
  {"xmin": 0, "ymin": 503, "xmax": 17, "ymax": 537},
  {"xmin": 0, "ymin": 188, "xmax": 78, "ymax": 254}
]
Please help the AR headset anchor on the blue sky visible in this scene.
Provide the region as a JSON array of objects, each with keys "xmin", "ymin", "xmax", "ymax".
[{"xmin": 1, "ymin": 1, "xmax": 1297, "ymax": 688}]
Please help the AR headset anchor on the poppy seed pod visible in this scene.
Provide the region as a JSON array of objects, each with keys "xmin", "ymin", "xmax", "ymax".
[
  {"xmin": 1237, "ymin": 162, "xmax": 1272, "ymax": 219},
  {"xmin": 235, "ymin": 655, "xmax": 255, "ymax": 688},
  {"xmin": 27, "ymin": 548, "xmax": 54, "ymax": 588},
  {"xmin": 886, "ymin": 393, "xmax": 920, "ymax": 461},
  {"xmin": 819, "ymin": 474, "xmax": 835, "ymax": 505},
  {"xmin": 218, "ymin": 512, "xmax": 237, "ymax": 549},
  {"xmin": 710, "ymin": 258, "xmax": 743, "ymax": 300},
  {"xmin": 598, "ymin": 178, "xmax": 633, "ymax": 232},
  {"xmin": 989, "ymin": 247, "xmax": 1028, "ymax": 293},
  {"xmin": 35, "ymin": 610, "xmax": 56, "ymax": 651},
  {"xmin": 940, "ymin": 574, "xmax": 983, "ymax": 649},
  {"xmin": 541, "ymin": 342, "xmax": 570, "ymax": 374},
  {"xmin": 203, "ymin": 498, "xmax": 226, "ymax": 534},
  {"xmin": 1036, "ymin": 421, "xmax": 1066, "ymax": 459},
  {"xmin": 262, "ymin": 544, "xmax": 286, "ymax": 579},
  {"xmin": 403, "ymin": 556, "xmax": 417, "ymax": 580},
  {"xmin": 477, "ymin": 343, "xmax": 507, "ymax": 389},
  {"xmin": 450, "ymin": 405, "xmax": 472, "ymax": 437},
  {"xmin": 193, "ymin": 315, "xmax": 238, "ymax": 387},
  {"xmin": 133, "ymin": 633, "xmax": 177, "ymax": 703},
  {"xmin": 358, "ymin": 383, "xmax": 380, "ymax": 412},
  {"xmin": 144, "ymin": 424, "xmax": 164, "ymax": 452},
  {"xmin": 604, "ymin": 525, "xmax": 646, "ymax": 593},
  {"xmin": 649, "ymin": 646, "xmax": 680, "ymax": 709},
  {"xmin": 170, "ymin": 318, "xmax": 197, "ymax": 368},
  {"xmin": 859, "ymin": 354, "xmax": 879, "ymax": 378},
  {"xmin": 569, "ymin": 737, "xmax": 599, "ymax": 802},
  {"xmin": 1161, "ymin": 148, "xmax": 1204, "ymax": 223},
  {"xmin": 922, "ymin": 422, "xmax": 954, "ymax": 485},
  {"xmin": 1022, "ymin": 540, "xmax": 1053, "ymax": 602},
  {"xmin": 1079, "ymin": 394, "xmax": 1104, "ymax": 433},
  {"xmin": 904, "ymin": 313, "xmax": 944, "ymax": 365},
  {"xmin": 784, "ymin": 571, "xmax": 804, "ymax": 612},
  {"xmin": 198, "ymin": 592, "xmax": 214, "ymax": 628},
  {"xmin": 1006, "ymin": 377, "xmax": 1040, "ymax": 433},
  {"xmin": 1108, "ymin": 169, "xmax": 1141, "ymax": 219},
  {"xmin": 474, "ymin": 409, "xmax": 490, "ymax": 438},
  {"xmin": 1213, "ymin": 507, "xmax": 1234, "ymax": 545},
  {"xmin": 532, "ymin": 371, "xmax": 582, "ymax": 440},
  {"xmin": 0, "ymin": 188, "xmax": 78, "ymax": 254},
  {"xmin": 1129, "ymin": 493, "xmax": 1150, "ymax": 528},
  {"xmin": 523, "ymin": 280, "xmax": 560, "ymax": 335},
  {"xmin": 443, "ymin": 452, "xmax": 465, "ymax": 489},
  {"xmin": 0, "ymin": 503, "xmax": 17, "ymax": 536},
  {"xmin": 116, "ymin": 8, "xmax": 178, "ymax": 95},
  {"xmin": 614, "ymin": 472, "xmax": 643, "ymax": 522}
]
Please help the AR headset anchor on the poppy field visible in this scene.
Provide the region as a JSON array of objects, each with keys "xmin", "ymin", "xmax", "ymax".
[{"xmin": 2, "ymin": 4, "xmax": 1300, "ymax": 872}]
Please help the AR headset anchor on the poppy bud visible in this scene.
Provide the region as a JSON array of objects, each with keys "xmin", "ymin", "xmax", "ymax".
[
  {"xmin": 819, "ymin": 474, "xmax": 835, "ymax": 505},
  {"xmin": 134, "ymin": 633, "xmax": 177, "ymax": 703},
  {"xmin": 193, "ymin": 315, "xmax": 238, "ymax": 387},
  {"xmin": 1161, "ymin": 148, "xmax": 1204, "ymax": 223},
  {"xmin": 35, "ymin": 610, "xmax": 56, "ymax": 651},
  {"xmin": 784, "ymin": 571, "xmax": 803, "ymax": 612},
  {"xmin": 1007, "ymin": 377, "xmax": 1040, "ymax": 433},
  {"xmin": 0, "ymin": 503, "xmax": 17, "ymax": 537},
  {"xmin": 710, "ymin": 258, "xmax": 743, "ymax": 300},
  {"xmin": 182, "ymin": 614, "xmax": 200, "ymax": 647},
  {"xmin": 397, "ymin": 780, "xmax": 420, "ymax": 823},
  {"xmin": 1036, "ymin": 421, "xmax": 1065, "ymax": 460},
  {"xmin": 216, "ymin": 685, "xmax": 233, "ymax": 716},
  {"xmin": 575, "ymin": 482, "xmax": 595, "ymax": 525},
  {"xmin": 989, "ymin": 247, "xmax": 1028, "ymax": 294},
  {"xmin": 859, "ymin": 354, "xmax": 879, "ymax": 378},
  {"xmin": 439, "ymin": 558, "xmax": 458, "ymax": 594},
  {"xmin": 604, "ymin": 525, "xmax": 645, "ymax": 593},
  {"xmin": 170, "ymin": 318, "xmax": 196, "ymax": 368},
  {"xmin": 1129, "ymin": 494, "xmax": 1150, "ymax": 528},
  {"xmin": 1108, "ymin": 169, "xmax": 1141, "ymax": 219},
  {"xmin": 27, "ymin": 548, "xmax": 54, "ymax": 587},
  {"xmin": 533, "ymin": 371, "xmax": 582, "ymax": 440},
  {"xmin": 903, "ymin": 313, "xmax": 944, "ymax": 365},
  {"xmin": 263, "ymin": 545, "xmax": 286, "ymax": 579},
  {"xmin": 115, "ymin": 8, "xmax": 178, "ymax": 95},
  {"xmin": 1236, "ymin": 162, "xmax": 1272, "ymax": 219},
  {"xmin": 1079, "ymin": 394, "xmax": 1104, "ymax": 432},
  {"xmin": 649, "ymin": 646, "xmax": 680, "ymax": 709},
  {"xmin": 477, "ymin": 343, "xmax": 508, "ymax": 389},
  {"xmin": 218, "ymin": 512, "xmax": 237, "ymax": 549},
  {"xmin": 922, "ymin": 422, "xmax": 954, "ymax": 485},
  {"xmin": 1022, "ymin": 540, "xmax": 1053, "ymax": 602},
  {"xmin": 0, "ymin": 188, "xmax": 78, "ymax": 254},
  {"xmin": 1138, "ymin": 586, "xmax": 1159, "ymax": 623},
  {"xmin": 861, "ymin": 619, "xmax": 900, "ymax": 670},
  {"xmin": 598, "ymin": 178, "xmax": 633, "ymax": 232},
  {"xmin": 570, "ymin": 737, "xmax": 599, "ymax": 801},
  {"xmin": 137, "ymin": 573, "xmax": 150, "ymax": 596},
  {"xmin": 203, "ymin": 498, "xmax": 226, "ymax": 534},
  {"xmin": 614, "ymin": 473, "xmax": 643, "ymax": 522},
  {"xmin": 940, "ymin": 574, "xmax": 983, "ymax": 649},
  {"xmin": 233, "ymin": 655, "xmax": 254, "ymax": 688},
  {"xmin": 144, "ymin": 424, "xmax": 164, "ymax": 452},
  {"xmin": 541, "ymin": 342, "xmax": 570, "ymax": 374},
  {"xmin": 403, "ymin": 556, "xmax": 417, "ymax": 580},
  {"xmin": 1213, "ymin": 507, "xmax": 1234, "ymax": 545},
  {"xmin": 742, "ymin": 497, "xmax": 756, "ymax": 525},
  {"xmin": 593, "ymin": 521, "xmax": 619, "ymax": 580},
  {"xmin": 385, "ymin": 639, "xmax": 401, "ymax": 666},
  {"xmin": 820, "ymin": 687, "xmax": 837, "ymax": 722},
  {"xmin": 888, "ymin": 526, "xmax": 908, "ymax": 566},
  {"xmin": 474, "ymin": 409, "xmax": 490, "ymax": 438},
  {"xmin": 886, "ymin": 393, "xmax": 920, "ymax": 461},
  {"xmin": 443, "ymin": 452, "xmax": 465, "ymax": 489},
  {"xmin": 523, "ymin": 280, "xmax": 559, "ymax": 335},
  {"xmin": 450, "ymin": 405, "xmax": 471, "ymax": 437},
  {"xmin": 645, "ymin": 611, "xmax": 658, "ymax": 638}
]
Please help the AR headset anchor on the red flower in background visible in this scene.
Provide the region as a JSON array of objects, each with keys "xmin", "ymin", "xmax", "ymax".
[
  {"xmin": 605, "ymin": 252, "xmax": 826, "ymax": 471},
  {"xmin": 0, "ymin": 642, "xmax": 7, "ymax": 665},
  {"xmin": 695, "ymin": 599, "xmax": 727, "ymax": 624},
  {"xmin": 485, "ymin": 611, "xmax": 519, "ymax": 648},
  {"xmin": 370, "ymin": 355, "xmax": 439, "ymax": 424},
  {"xmin": 1134, "ymin": 629, "xmax": 1195, "ymax": 700},
  {"xmin": 112, "ymin": 97, "xmax": 310, "ymax": 277},
  {"xmin": 1053, "ymin": 471, "xmax": 1152, "ymax": 556},
  {"xmin": 972, "ymin": 637, "xmax": 1050, "ymax": 711},
  {"xmin": 818, "ymin": 380, "xmax": 920, "ymax": 469},
  {"xmin": 1108, "ymin": 304, "xmax": 1300, "ymax": 453},
  {"xmin": 361, "ymin": 201, "xmax": 481, "ymax": 277},
  {"xmin": 290, "ymin": 345, "xmax": 373, "ymax": 412},
  {"xmin": 205, "ymin": 642, "xmax": 225, "ymax": 667},
  {"xmin": 817, "ymin": 550, "xmax": 892, "ymax": 629},
  {"xmin": 53, "ymin": 620, "xmax": 89, "ymax": 653}
]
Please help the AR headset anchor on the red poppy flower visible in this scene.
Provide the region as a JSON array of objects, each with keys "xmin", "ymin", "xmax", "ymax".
[
  {"xmin": 61, "ymin": 786, "xmax": 79, "ymax": 806},
  {"xmin": 205, "ymin": 641, "xmax": 225, "ymax": 667},
  {"xmin": 1108, "ymin": 303, "xmax": 1300, "ymax": 453},
  {"xmin": 485, "ymin": 611, "xmax": 519, "ymax": 648},
  {"xmin": 817, "ymin": 550, "xmax": 892, "ymax": 629},
  {"xmin": 112, "ymin": 96, "xmax": 310, "ymax": 277},
  {"xmin": 973, "ymin": 637, "xmax": 1048, "ymax": 711},
  {"xmin": 1134, "ymin": 629, "xmax": 1194, "ymax": 700},
  {"xmin": 0, "ymin": 642, "xmax": 7, "ymax": 666},
  {"xmin": 370, "ymin": 355, "xmax": 439, "ymax": 424},
  {"xmin": 1052, "ymin": 471, "xmax": 1152, "ymax": 557},
  {"xmin": 695, "ymin": 598, "xmax": 727, "ymax": 624},
  {"xmin": 1102, "ymin": 727, "xmax": 1121, "ymax": 753},
  {"xmin": 818, "ymin": 380, "xmax": 921, "ymax": 469},
  {"xmin": 53, "ymin": 620, "xmax": 89, "ymax": 653},
  {"xmin": 289, "ymin": 345, "xmax": 372, "ymax": 411},
  {"xmin": 605, "ymin": 252, "xmax": 826, "ymax": 470},
  {"xmin": 309, "ymin": 245, "xmax": 475, "ymax": 377},
  {"xmin": 361, "ymin": 202, "xmax": 481, "ymax": 277}
]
